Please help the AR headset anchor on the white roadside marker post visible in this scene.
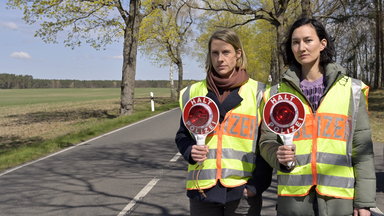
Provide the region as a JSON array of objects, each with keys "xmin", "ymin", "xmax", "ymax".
[{"xmin": 150, "ymin": 92, "xmax": 155, "ymax": 112}]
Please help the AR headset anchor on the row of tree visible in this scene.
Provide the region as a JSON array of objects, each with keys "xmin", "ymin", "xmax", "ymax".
[
  {"xmin": 0, "ymin": 73, "xmax": 192, "ymax": 89},
  {"xmin": 6, "ymin": 0, "xmax": 384, "ymax": 115}
]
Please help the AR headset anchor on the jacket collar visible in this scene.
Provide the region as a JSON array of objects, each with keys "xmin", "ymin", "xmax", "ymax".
[
  {"xmin": 207, "ymin": 87, "xmax": 243, "ymax": 123},
  {"xmin": 282, "ymin": 63, "xmax": 345, "ymax": 90}
]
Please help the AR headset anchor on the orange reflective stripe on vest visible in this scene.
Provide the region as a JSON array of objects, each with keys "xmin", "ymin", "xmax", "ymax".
[
  {"xmin": 179, "ymin": 79, "xmax": 265, "ymax": 190},
  {"xmin": 275, "ymin": 76, "xmax": 366, "ymax": 199}
]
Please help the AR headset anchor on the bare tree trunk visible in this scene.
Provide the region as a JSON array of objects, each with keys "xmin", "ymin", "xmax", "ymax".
[
  {"xmin": 364, "ymin": 44, "xmax": 368, "ymax": 83},
  {"xmin": 170, "ymin": 63, "xmax": 176, "ymax": 99},
  {"xmin": 268, "ymin": 0, "xmax": 290, "ymax": 84},
  {"xmin": 277, "ymin": 22, "xmax": 286, "ymax": 82},
  {"xmin": 120, "ymin": 0, "xmax": 142, "ymax": 115},
  {"xmin": 375, "ymin": 0, "xmax": 382, "ymax": 89},
  {"xmin": 380, "ymin": 0, "xmax": 384, "ymax": 88},
  {"xmin": 268, "ymin": 32, "xmax": 286, "ymax": 85},
  {"xmin": 353, "ymin": 54, "xmax": 358, "ymax": 79},
  {"xmin": 301, "ymin": 0, "xmax": 312, "ymax": 18},
  {"xmin": 270, "ymin": 45, "xmax": 279, "ymax": 84},
  {"xmin": 166, "ymin": 43, "xmax": 183, "ymax": 100},
  {"xmin": 176, "ymin": 58, "xmax": 184, "ymax": 100},
  {"xmin": 270, "ymin": 15, "xmax": 286, "ymax": 85}
]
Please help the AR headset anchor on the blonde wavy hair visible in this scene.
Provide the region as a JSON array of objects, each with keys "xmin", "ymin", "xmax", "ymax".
[{"xmin": 205, "ymin": 29, "xmax": 247, "ymax": 74}]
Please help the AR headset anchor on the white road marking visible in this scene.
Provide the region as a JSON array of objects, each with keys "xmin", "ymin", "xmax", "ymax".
[
  {"xmin": 116, "ymin": 151, "xmax": 181, "ymax": 215},
  {"xmin": 0, "ymin": 109, "xmax": 178, "ymax": 177},
  {"xmin": 170, "ymin": 152, "xmax": 181, "ymax": 162},
  {"xmin": 117, "ymin": 177, "xmax": 160, "ymax": 216}
]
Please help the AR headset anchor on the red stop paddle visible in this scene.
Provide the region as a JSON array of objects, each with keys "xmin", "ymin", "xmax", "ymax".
[
  {"xmin": 182, "ymin": 96, "xmax": 220, "ymax": 146},
  {"xmin": 263, "ymin": 93, "xmax": 306, "ymax": 168}
]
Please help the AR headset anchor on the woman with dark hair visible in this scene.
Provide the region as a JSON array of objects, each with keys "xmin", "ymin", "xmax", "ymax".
[
  {"xmin": 175, "ymin": 29, "xmax": 272, "ymax": 216},
  {"xmin": 259, "ymin": 18, "xmax": 376, "ymax": 216},
  {"xmin": 283, "ymin": 18, "xmax": 336, "ymax": 68}
]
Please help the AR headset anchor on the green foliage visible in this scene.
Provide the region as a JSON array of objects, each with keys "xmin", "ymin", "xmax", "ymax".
[
  {"xmin": 7, "ymin": 0, "xmax": 126, "ymax": 49},
  {"xmin": 139, "ymin": 0, "xmax": 193, "ymax": 67},
  {"xmin": 240, "ymin": 19, "xmax": 274, "ymax": 82},
  {"xmin": 195, "ymin": 8, "xmax": 274, "ymax": 83},
  {"xmin": 139, "ymin": 7, "xmax": 172, "ymax": 65}
]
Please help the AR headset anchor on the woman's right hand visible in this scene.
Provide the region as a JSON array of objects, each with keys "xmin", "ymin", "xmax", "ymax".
[
  {"xmin": 191, "ymin": 145, "xmax": 209, "ymax": 163},
  {"xmin": 276, "ymin": 145, "xmax": 296, "ymax": 167}
]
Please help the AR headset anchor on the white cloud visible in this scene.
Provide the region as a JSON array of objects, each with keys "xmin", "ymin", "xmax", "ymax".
[
  {"xmin": 10, "ymin": 51, "xmax": 32, "ymax": 59},
  {"xmin": 0, "ymin": 21, "xmax": 18, "ymax": 30}
]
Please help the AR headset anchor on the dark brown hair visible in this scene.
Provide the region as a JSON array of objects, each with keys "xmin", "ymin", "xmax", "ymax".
[{"xmin": 284, "ymin": 18, "xmax": 335, "ymax": 67}]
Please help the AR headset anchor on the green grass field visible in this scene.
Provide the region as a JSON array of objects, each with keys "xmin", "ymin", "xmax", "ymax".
[
  {"xmin": 0, "ymin": 88, "xmax": 171, "ymax": 106},
  {"xmin": 0, "ymin": 88, "xmax": 178, "ymax": 171}
]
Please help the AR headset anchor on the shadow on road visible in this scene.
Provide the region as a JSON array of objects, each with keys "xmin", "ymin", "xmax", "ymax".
[{"xmin": 0, "ymin": 137, "xmax": 188, "ymax": 215}]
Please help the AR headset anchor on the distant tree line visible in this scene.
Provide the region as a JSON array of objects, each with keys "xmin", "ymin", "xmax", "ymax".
[{"xmin": 0, "ymin": 73, "xmax": 195, "ymax": 89}]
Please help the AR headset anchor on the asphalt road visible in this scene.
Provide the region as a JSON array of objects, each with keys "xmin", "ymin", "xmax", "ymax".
[{"xmin": 0, "ymin": 108, "xmax": 382, "ymax": 216}]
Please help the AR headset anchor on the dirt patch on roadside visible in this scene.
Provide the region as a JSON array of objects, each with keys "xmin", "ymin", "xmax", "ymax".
[
  {"xmin": 0, "ymin": 99, "xmax": 120, "ymax": 150},
  {"xmin": 4, "ymin": 109, "xmax": 117, "ymax": 125},
  {"xmin": 0, "ymin": 135, "xmax": 44, "ymax": 152}
]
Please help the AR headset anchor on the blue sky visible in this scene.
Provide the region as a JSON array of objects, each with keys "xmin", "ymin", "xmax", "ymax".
[{"xmin": 0, "ymin": 3, "xmax": 205, "ymax": 81}]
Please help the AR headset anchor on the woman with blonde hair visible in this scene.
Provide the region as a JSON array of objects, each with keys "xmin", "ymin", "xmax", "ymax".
[{"xmin": 175, "ymin": 29, "xmax": 272, "ymax": 215}]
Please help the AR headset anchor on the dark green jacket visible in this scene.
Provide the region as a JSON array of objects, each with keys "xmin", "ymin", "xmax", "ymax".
[{"xmin": 259, "ymin": 63, "xmax": 376, "ymax": 208}]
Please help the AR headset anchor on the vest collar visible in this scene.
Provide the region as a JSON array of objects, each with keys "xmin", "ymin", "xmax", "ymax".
[{"xmin": 282, "ymin": 63, "xmax": 346, "ymax": 90}]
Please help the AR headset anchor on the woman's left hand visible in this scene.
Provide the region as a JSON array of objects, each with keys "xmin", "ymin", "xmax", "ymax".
[
  {"xmin": 353, "ymin": 208, "xmax": 371, "ymax": 216},
  {"xmin": 276, "ymin": 144, "xmax": 296, "ymax": 167},
  {"xmin": 243, "ymin": 188, "xmax": 256, "ymax": 198}
]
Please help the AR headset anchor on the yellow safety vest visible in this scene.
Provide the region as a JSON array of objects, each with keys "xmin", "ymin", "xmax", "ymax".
[
  {"xmin": 272, "ymin": 75, "xmax": 369, "ymax": 199},
  {"xmin": 179, "ymin": 79, "xmax": 265, "ymax": 190}
]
